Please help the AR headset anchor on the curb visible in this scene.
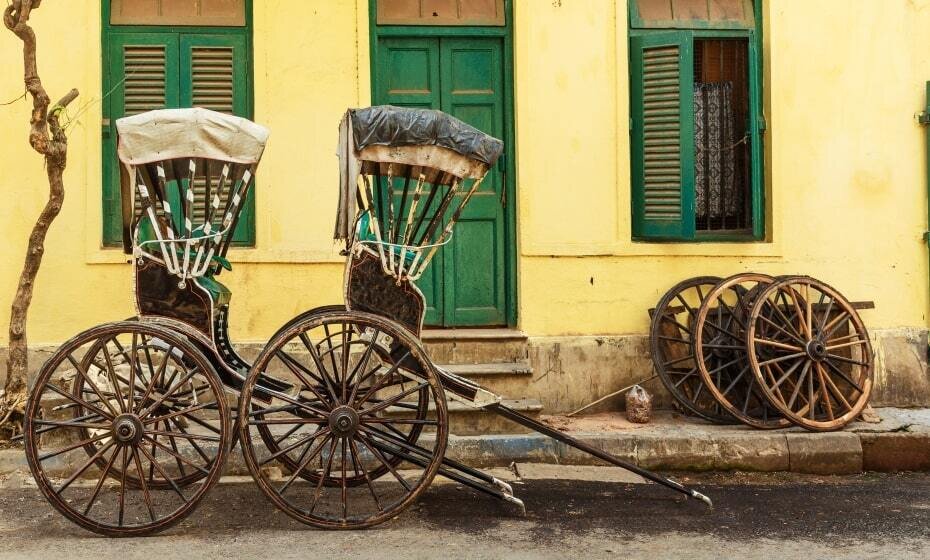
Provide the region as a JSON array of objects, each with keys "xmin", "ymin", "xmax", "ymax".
[{"xmin": 2, "ymin": 429, "xmax": 928, "ymax": 478}]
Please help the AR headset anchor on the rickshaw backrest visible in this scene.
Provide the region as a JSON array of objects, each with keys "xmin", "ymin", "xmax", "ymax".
[{"xmin": 116, "ymin": 108, "xmax": 269, "ymax": 285}]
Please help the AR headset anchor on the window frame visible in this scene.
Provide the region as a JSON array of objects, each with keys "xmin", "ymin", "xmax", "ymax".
[
  {"xmin": 629, "ymin": 0, "xmax": 765, "ymax": 243},
  {"xmin": 100, "ymin": 1, "xmax": 256, "ymax": 247}
]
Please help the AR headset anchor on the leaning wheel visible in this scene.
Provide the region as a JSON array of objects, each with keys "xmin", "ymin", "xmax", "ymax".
[
  {"xmin": 650, "ymin": 276, "xmax": 735, "ymax": 423},
  {"xmin": 747, "ymin": 276, "xmax": 873, "ymax": 431},
  {"xmin": 694, "ymin": 273, "xmax": 790, "ymax": 429},
  {"xmin": 23, "ymin": 321, "xmax": 231, "ymax": 537},
  {"xmin": 239, "ymin": 310, "xmax": 448, "ymax": 529}
]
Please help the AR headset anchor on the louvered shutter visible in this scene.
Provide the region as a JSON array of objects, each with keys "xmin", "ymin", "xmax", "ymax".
[
  {"xmin": 631, "ymin": 31, "xmax": 696, "ymax": 240},
  {"xmin": 104, "ymin": 33, "xmax": 180, "ymax": 244},
  {"xmin": 180, "ymin": 34, "xmax": 253, "ymax": 244}
]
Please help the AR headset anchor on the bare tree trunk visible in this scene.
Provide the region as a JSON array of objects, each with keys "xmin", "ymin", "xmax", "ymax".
[{"xmin": 0, "ymin": 0, "xmax": 78, "ymax": 438}]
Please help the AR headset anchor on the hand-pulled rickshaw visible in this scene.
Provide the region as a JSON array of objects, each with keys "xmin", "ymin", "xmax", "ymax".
[{"xmin": 22, "ymin": 106, "xmax": 712, "ymax": 537}]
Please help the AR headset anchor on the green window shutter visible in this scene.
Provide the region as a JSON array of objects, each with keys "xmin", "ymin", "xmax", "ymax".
[
  {"xmin": 103, "ymin": 33, "xmax": 180, "ymax": 245},
  {"xmin": 180, "ymin": 34, "xmax": 255, "ymax": 244},
  {"xmin": 102, "ymin": 30, "xmax": 254, "ymax": 246},
  {"xmin": 747, "ymin": 32, "xmax": 765, "ymax": 240},
  {"xmin": 631, "ymin": 31, "xmax": 695, "ymax": 240}
]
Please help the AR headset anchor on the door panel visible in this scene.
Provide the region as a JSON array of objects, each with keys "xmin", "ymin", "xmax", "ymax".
[
  {"xmin": 375, "ymin": 35, "xmax": 508, "ymax": 326},
  {"xmin": 440, "ymin": 38, "xmax": 506, "ymax": 325},
  {"xmin": 376, "ymin": 37, "xmax": 443, "ymax": 324}
]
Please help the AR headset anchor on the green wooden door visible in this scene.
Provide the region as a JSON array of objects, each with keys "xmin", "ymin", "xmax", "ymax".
[{"xmin": 375, "ymin": 36, "xmax": 508, "ymax": 326}]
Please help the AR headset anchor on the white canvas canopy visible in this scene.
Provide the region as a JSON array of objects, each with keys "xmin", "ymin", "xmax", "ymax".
[{"xmin": 116, "ymin": 107, "xmax": 269, "ymax": 165}]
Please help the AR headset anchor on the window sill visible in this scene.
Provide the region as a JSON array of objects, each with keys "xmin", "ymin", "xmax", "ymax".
[{"xmin": 520, "ymin": 239, "xmax": 782, "ymax": 258}]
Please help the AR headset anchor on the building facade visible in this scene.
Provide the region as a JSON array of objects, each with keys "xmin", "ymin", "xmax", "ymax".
[{"xmin": 2, "ymin": 0, "xmax": 930, "ymax": 418}]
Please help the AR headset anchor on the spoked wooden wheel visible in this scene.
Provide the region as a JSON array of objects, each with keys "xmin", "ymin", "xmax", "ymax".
[
  {"xmin": 694, "ymin": 274, "xmax": 790, "ymax": 429},
  {"xmin": 747, "ymin": 276, "xmax": 874, "ymax": 431},
  {"xmin": 240, "ymin": 311, "xmax": 448, "ymax": 529},
  {"xmin": 23, "ymin": 321, "xmax": 231, "ymax": 537},
  {"xmin": 650, "ymin": 276, "xmax": 735, "ymax": 423}
]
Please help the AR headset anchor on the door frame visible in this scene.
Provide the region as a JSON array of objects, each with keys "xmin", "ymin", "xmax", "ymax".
[{"xmin": 367, "ymin": 0, "xmax": 518, "ymax": 328}]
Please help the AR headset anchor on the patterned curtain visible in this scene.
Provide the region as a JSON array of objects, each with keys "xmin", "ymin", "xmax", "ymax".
[{"xmin": 694, "ymin": 82, "xmax": 740, "ymax": 220}]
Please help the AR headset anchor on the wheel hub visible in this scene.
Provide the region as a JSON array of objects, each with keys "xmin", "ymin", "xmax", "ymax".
[
  {"xmin": 328, "ymin": 406, "xmax": 360, "ymax": 438},
  {"xmin": 111, "ymin": 413, "xmax": 144, "ymax": 446},
  {"xmin": 806, "ymin": 338, "xmax": 828, "ymax": 361}
]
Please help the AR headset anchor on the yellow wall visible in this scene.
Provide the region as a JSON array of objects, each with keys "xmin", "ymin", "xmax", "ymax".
[{"xmin": 1, "ymin": 0, "xmax": 928, "ymax": 349}]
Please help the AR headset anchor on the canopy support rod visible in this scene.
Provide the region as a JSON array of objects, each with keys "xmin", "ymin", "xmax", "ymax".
[{"xmin": 484, "ymin": 402, "xmax": 713, "ymax": 508}]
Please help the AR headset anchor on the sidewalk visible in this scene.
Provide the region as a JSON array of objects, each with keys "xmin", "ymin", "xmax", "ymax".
[{"xmin": 2, "ymin": 408, "xmax": 928, "ymax": 477}]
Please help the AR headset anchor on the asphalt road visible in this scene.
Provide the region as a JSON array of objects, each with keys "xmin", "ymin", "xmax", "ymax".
[{"xmin": 1, "ymin": 470, "xmax": 928, "ymax": 559}]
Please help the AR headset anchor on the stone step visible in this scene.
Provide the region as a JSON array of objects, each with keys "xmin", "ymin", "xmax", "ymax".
[
  {"xmin": 437, "ymin": 362, "xmax": 535, "ymax": 399},
  {"xmin": 448, "ymin": 397, "xmax": 543, "ymax": 436},
  {"xmin": 439, "ymin": 362, "xmax": 533, "ymax": 377},
  {"xmin": 422, "ymin": 328, "xmax": 528, "ymax": 365},
  {"xmin": 384, "ymin": 396, "xmax": 543, "ymax": 436}
]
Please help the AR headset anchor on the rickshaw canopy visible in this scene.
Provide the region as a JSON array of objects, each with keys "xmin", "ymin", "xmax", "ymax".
[{"xmin": 116, "ymin": 107, "xmax": 269, "ymax": 166}]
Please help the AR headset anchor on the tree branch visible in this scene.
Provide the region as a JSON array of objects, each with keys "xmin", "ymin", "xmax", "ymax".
[{"xmin": 2, "ymin": 0, "xmax": 78, "ymax": 437}]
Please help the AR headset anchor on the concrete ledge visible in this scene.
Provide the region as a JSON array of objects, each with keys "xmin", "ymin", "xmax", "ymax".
[
  {"xmin": 861, "ymin": 433, "xmax": 930, "ymax": 471},
  {"xmin": 4, "ymin": 408, "xmax": 930, "ymax": 479},
  {"xmin": 786, "ymin": 432, "xmax": 863, "ymax": 475}
]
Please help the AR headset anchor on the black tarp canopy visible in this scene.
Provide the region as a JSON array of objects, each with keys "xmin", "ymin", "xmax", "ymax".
[{"xmin": 348, "ymin": 105, "xmax": 503, "ymax": 167}]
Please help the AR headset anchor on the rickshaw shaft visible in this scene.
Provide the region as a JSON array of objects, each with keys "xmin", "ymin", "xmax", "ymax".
[{"xmin": 486, "ymin": 403, "xmax": 713, "ymax": 508}]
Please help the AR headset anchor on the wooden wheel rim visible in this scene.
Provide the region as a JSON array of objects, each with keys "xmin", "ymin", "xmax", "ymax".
[
  {"xmin": 747, "ymin": 276, "xmax": 874, "ymax": 431},
  {"xmin": 694, "ymin": 273, "xmax": 790, "ymax": 429},
  {"xmin": 650, "ymin": 276, "xmax": 736, "ymax": 424},
  {"xmin": 23, "ymin": 321, "xmax": 231, "ymax": 537},
  {"xmin": 239, "ymin": 311, "xmax": 448, "ymax": 530}
]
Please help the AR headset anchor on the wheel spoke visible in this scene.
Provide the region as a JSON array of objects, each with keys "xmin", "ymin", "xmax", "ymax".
[
  {"xmin": 43, "ymin": 379, "xmax": 113, "ymax": 423},
  {"xmin": 118, "ymin": 447, "xmax": 130, "ymax": 527},
  {"xmin": 822, "ymin": 358, "xmax": 866, "ymax": 393},
  {"xmin": 169, "ymin": 416, "xmax": 211, "ymax": 465},
  {"xmin": 141, "ymin": 435, "xmax": 210, "ymax": 475},
  {"xmin": 66, "ymin": 354, "xmax": 119, "ymax": 419},
  {"xmin": 57, "ymin": 440, "xmax": 116, "ymax": 494},
  {"xmin": 278, "ymin": 433, "xmax": 333, "ymax": 496},
  {"xmin": 132, "ymin": 444, "xmax": 157, "ymax": 522},
  {"xmin": 787, "ymin": 361, "xmax": 811, "ymax": 410},
  {"xmin": 297, "ymin": 332, "xmax": 342, "ymax": 404},
  {"xmin": 138, "ymin": 443, "xmax": 189, "ymax": 503},
  {"xmin": 101, "ymin": 340, "xmax": 129, "ymax": 413},
  {"xmin": 82, "ymin": 443, "xmax": 121, "ymax": 516},
  {"xmin": 356, "ymin": 431, "xmax": 412, "ymax": 492},
  {"xmin": 144, "ymin": 402, "xmax": 212, "ymax": 425},
  {"xmin": 259, "ymin": 428, "xmax": 331, "ymax": 467},
  {"xmin": 274, "ymin": 351, "xmax": 333, "ymax": 408},
  {"xmin": 138, "ymin": 369, "xmax": 199, "ymax": 419},
  {"xmin": 135, "ymin": 346, "xmax": 173, "ymax": 414},
  {"xmin": 38, "ymin": 432, "xmax": 110, "ymax": 462},
  {"xmin": 145, "ymin": 429, "xmax": 220, "ymax": 443},
  {"xmin": 816, "ymin": 363, "xmax": 835, "ymax": 421},
  {"xmin": 359, "ymin": 382, "xmax": 429, "ymax": 417},
  {"xmin": 307, "ymin": 438, "xmax": 339, "ymax": 514},
  {"xmin": 349, "ymin": 437, "xmax": 383, "ymax": 512}
]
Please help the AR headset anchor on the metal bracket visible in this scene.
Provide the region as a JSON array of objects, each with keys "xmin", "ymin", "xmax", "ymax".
[{"xmin": 918, "ymin": 111, "xmax": 930, "ymax": 126}]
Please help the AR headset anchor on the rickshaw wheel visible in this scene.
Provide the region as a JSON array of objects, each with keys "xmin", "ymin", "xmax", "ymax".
[
  {"xmin": 71, "ymin": 332, "xmax": 225, "ymax": 490},
  {"xmin": 240, "ymin": 310, "xmax": 448, "ymax": 529},
  {"xmin": 23, "ymin": 321, "xmax": 231, "ymax": 537},
  {"xmin": 747, "ymin": 276, "xmax": 874, "ymax": 432},
  {"xmin": 694, "ymin": 273, "xmax": 791, "ymax": 429},
  {"xmin": 650, "ymin": 276, "xmax": 736, "ymax": 424},
  {"xmin": 253, "ymin": 305, "xmax": 430, "ymax": 487}
]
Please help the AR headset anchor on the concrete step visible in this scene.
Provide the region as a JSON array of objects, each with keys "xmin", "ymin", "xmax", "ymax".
[
  {"xmin": 384, "ymin": 396, "xmax": 543, "ymax": 436},
  {"xmin": 422, "ymin": 328, "xmax": 528, "ymax": 365},
  {"xmin": 437, "ymin": 362, "xmax": 535, "ymax": 399},
  {"xmin": 440, "ymin": 362, "xmax": 533, "ymax": 377},
  {"xmin": 448, "ymin": 397, "xmax": 543, "ymax": 436}
]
